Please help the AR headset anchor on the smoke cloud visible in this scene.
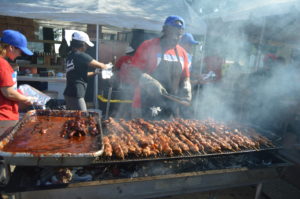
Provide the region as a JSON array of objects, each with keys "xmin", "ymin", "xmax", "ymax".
[{"xmin": 191, "ymin": 1, "xmax": 300, "ymax": 133}]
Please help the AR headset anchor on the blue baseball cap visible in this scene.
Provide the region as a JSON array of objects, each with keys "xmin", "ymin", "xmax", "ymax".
[
  {"xmin": 180, "ymin": 33, "xmax": 199, "ymax": 45},
  {"xmin": 0, "ymin": 30, "xmax": 33, "ymax": 56},
  {"xmin": 164, "ymin": 15, "xmax": 185, "ymax": 29}
]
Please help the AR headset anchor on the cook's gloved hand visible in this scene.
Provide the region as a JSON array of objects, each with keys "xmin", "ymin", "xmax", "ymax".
[
  {"xmin": 180, "ymin": 78, "xmax": 192, "ymax": 102},
  {"xmin": 139, "ymin": 73, "xmax": 168, "ymax": 96}
]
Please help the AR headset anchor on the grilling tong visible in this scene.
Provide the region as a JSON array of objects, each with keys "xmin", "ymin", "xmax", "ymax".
[{"xmin": 162, "ymin": 93, "xmax": 191, "ymax": 106}]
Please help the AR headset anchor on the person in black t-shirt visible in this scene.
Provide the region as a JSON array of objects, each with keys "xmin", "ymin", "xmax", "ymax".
[{"xmin": 63, "ymin": 31, "xmax": 111, "ymax": 111}]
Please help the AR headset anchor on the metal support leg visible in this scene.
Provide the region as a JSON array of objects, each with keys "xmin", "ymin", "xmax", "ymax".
[
  {"xmin": 0, "ymin": 160, "xmax": 10, "ymax": 187},
  {"xmin": 255, "ymin": 183, "xmax": 263, "ymax": 199}
]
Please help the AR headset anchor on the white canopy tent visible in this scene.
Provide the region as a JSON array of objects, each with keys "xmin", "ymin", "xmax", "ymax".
[{"xmin": 0, "ymin": 0, "xmax": 206, "ymax": 34}]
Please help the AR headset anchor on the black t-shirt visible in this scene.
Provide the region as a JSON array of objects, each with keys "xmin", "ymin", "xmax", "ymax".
[{"xmin": 63, "ymin": 51, "xmax": 93, "ymax": 98}]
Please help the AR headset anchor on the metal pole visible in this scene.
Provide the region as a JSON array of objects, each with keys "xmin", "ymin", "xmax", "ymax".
[
  {"xmin": 255, "ymin": 182, "xmax": 263, "ymax": 199},
  {"xmin": 194, "ymin": 31, "xmax": 207, "ymax": 117},
  {"xmin": 199, "ymin": 32, "xmax": 207, "ymax": 74},
  {"xmin": 94, "ymin": 24, "xmax": 99, "ymax": 109},
  {"xmin": 105, "ymin": 86, "xmax": 113, "ymax": 120},
  {"xmin": 254, "ymin": 17, "xmax": 266, "ymax": 71}
]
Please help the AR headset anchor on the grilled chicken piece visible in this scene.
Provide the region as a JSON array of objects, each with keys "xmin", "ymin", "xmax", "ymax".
[
  {"xmin": 113, "ymin": 143, "xmax": 125, "ymax": 159},
  {"xmin": 103, "ymin": 136, "xmax": 113, "ymax": 157},
  {"xmin": 109, "ymin": 135, "xmax": 125, "ymax": 159},
  {"xmin": 208, "ymin": 132, "xmax": 234, "ymax": 151},
  {"xmin": 178, "ymin": 134, "xmax": 199, "ymax": 152},
  {"xmin": 161, "ymin": 143, "xmax": 173, "ymax": 156},
  {"xmin": 194, "ymin": 133, "xmax": 219, "ymax": 152},
  {"xmin": 168, "ymin": 132, "xmax": 190, "ymax": 152},
  {"xmin": 102, "ymin": 118, "xmax": 274, "ymax": 159},
  {"xmin": 121, "ymin": 133, "xmax": 142, "ymax": 156},
  {"xmin": 142, "ymin": 146, "xmax": 158, "ymax": 157},
  {"xmin": 169, "ymin": 143, "xmax": 182, "ymax": 155},
  {"xmin": 252, "ymin": 134, "xmax": 274, "ymax": 147},
  {"xmin": 157, "ymin": 134, "xmax": 173, "ymax": 156}
]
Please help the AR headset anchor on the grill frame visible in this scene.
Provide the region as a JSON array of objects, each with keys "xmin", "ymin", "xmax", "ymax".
[{"xmin": 4, "ymin": 151, "xmax": 292, "ymax": 199}]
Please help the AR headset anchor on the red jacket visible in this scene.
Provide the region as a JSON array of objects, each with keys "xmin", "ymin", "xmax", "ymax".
[
  {"xmin": 115, "ymin": 55, "xmax": 133, "ymax": 84},
  {"xmin": 203, "ymin": 55, "xmax": 224, "ymax": 81},
  {"xmin": 130, "ymin": 38, "xmax": 190, "ymax": 108}
]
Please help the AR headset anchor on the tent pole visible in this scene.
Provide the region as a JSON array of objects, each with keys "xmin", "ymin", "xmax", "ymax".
[
  {"xmin": 194, "ymin": 31, "xmax": 207, "ymax": 118},
  {"xmin": 199, "ymin": 32, "xmax": 207, "ymax": 74},
  {"xmin": 254, "ymin": 17, "xmax": 266, "ymax": 71},
  {"xmin": 94, "ymin": 24, "xmax": 100, "ymax": 109}
]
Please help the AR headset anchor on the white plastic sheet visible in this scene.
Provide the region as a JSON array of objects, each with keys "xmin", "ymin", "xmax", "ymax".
[{"xmin": 18, "ymin": 84, "xmax": 51, "ymax": 107}]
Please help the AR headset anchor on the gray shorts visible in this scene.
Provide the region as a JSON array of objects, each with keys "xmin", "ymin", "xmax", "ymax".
[{"xmin": 64, "ymin": 95, "xmax": 87, "ymax": 111}]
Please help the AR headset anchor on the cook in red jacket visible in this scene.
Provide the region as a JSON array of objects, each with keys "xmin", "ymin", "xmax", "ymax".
[{"xmin": 128, "ymin": 16, "xmax": 192, "ymax": 119}]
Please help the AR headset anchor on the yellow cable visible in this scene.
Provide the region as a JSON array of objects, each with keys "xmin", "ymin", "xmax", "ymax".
[{"xmin": 97, "ymin": 95, "xmax": 132, "ymax": 103}]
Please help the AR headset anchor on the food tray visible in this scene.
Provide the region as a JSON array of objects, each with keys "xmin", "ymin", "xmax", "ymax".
[{"xmin": 0, "ymin": 110, "xmax": 104, "ymax": 166}]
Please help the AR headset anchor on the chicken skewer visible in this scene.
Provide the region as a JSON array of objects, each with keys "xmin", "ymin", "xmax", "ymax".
[{"xmin": 101, "ymin": 118, "xmax": 275, "ymax": 159}]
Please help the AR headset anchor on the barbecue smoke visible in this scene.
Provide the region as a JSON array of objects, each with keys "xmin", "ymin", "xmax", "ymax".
[
  {"xmin": 193, "ymin": 62, "xmax": 300, "ymax": 131},
  {"xmin": 191, "ymin": 0, "xmax": 300, "ymax": 132}
]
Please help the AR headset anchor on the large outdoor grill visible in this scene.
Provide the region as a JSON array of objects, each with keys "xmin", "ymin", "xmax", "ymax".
[
  {"xmin": 4, "ymin": 150, "xmax": 291, "ymax": 199},
  {"xmin": 0, "ymin": 110, "xmax": 293, "ymax": 199}
]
